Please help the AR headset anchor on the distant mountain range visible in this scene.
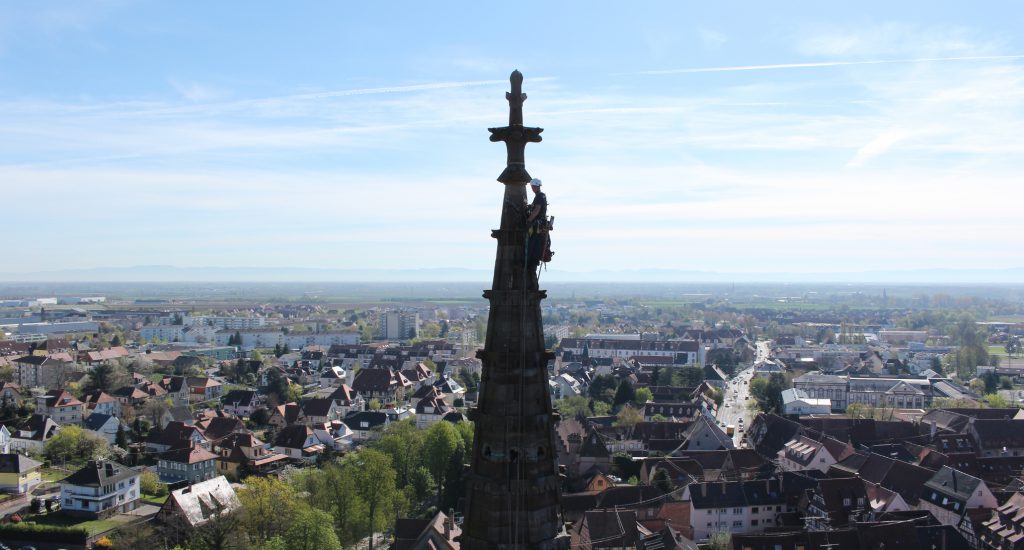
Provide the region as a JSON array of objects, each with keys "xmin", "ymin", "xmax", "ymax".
[{"xmin": 0, "ymin": 265, "xmax": 1022, "ymax": 284}]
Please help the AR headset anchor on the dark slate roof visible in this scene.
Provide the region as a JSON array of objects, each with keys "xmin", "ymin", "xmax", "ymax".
[
  {"xmin": 923, "ymin": 466, "xmax": 984, "ymax": 510},
  {"xmin": 200, "ymin": 417, "xmax": 245, "ymax": 441},
  {"xmin": 972, "ymin": 419, "xmax": 1024, "ymax": 450},
  {"xmin": 831, "ymin": 452, "xmax": 935, "ymax": 505},
  {"xmin": 575, "ymin": 510, "xmax": 640, "ymax": 548},
  {"xmin": 343, "ymin": 411, "xmax": 389, "ymax": 431},
  {"xmin": 578, "ymin": 430, "xmax": 610, "ymax": 459},
  {"xmin": 0, "ymin": 453, "xmax": 42, "ymax": 474},
  {"xmin": 301, "ymin": 398, "xmax": 337, "ymax": 417},
  {"xmin": 61, "ymin": 460, "xmax": 138, "ymax": 488},
  {"xmin": 221, "ymin": 390, "xmax": 257, "ymax": 407},
  {"xmin": 82, "ymin": 413, "xmax": 118, "ymax": 432},
  {"xmin": 689, "ymin": 478, "xmax": 784, "ymax": 509},
  {"xmin": 273, "ymin": 425, "xmax": 314, "ymax": 449}
]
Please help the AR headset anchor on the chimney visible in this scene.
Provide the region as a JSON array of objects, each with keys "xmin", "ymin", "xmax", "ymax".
[{"xmin": 444, "ymin": 508, "xmax": 454, "ymax": 538}]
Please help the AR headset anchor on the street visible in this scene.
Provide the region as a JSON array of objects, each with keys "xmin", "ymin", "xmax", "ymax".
[{"xmin": 716, "ymin": 364, "xmax": 756, "ymax": 448}]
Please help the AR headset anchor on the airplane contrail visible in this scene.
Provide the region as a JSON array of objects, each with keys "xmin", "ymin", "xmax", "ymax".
[{"xmin": 630, "ymin": 55, "xmax": 1024, "ymax": 75}]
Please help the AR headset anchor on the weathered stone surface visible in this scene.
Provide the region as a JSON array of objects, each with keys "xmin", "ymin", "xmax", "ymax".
[{"xmin": 460, "ymin": 71, "xmax": 565, "ymax": 550}]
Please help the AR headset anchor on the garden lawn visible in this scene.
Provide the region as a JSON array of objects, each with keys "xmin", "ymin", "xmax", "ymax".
[{"xmin": 25, "ymin": 511, "xmax": 135, "ymax": 537}]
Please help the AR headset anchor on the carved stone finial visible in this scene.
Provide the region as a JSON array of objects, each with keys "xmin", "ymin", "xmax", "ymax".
[{"xmin": 488, "ymin": 70, "xmax": 543, "ymax": 184}]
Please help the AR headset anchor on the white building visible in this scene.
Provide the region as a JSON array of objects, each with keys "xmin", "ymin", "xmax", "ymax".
[
  {"xmin": 781, "ymin": 388, "xmax": 832, "ymax": 416},
  {"xmin": 381, "ymin": 311, "xmax": 419, "ymax": 340},
  {"xmin": 60, "ymin": 460, "xmax": 141, "ymax": 518}
]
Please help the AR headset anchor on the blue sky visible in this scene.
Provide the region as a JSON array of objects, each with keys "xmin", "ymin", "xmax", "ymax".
[{"xmin": 2, "ymin": 1, "xmax": 1023, "ymax": 279}]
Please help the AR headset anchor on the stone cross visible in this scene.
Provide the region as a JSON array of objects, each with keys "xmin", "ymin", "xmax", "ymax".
[{"xmin": 488, "ymin": 70, "xmax": 543, "ymax": 184}]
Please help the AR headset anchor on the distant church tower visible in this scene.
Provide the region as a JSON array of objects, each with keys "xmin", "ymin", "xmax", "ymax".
[{"xmin": 459, "ymin": 71, "xmax": 566, "ymax": 549}]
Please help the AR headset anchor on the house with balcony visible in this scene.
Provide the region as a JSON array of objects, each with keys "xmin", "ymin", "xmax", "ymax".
[
  {"xmin": 212, "ymin": 432, "xmax": 288, "ymax": 480},
  {"xmin": 59, "ymin": 460, "xmax": 141, "ymax": 518}
]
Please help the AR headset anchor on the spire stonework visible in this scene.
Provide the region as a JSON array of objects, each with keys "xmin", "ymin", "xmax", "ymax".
[{"xmin": 459, "ymin": 71, "xmax": 567, "ymax": 549}]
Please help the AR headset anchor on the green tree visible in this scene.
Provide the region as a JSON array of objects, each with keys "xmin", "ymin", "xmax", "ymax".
[
  {"xmin": 284, "ymin": 506, "xmax": 342, "ymax": 550},
  {"xmin": 87, "ymin": 362, "xmax": 129, "ymax": 393},
  {"xmin": 250, "ymin": 349, "xmax": 264, "ymax": 362},
  {"xmin": 588, "ymin": 374, "xmax": 618, "ymax": 404},
  {"xmin": 115, "ymin": 423, "xmax": 129, "ymax": 449},
  {"xmin": 633, "ymin": 387, "xmax": 653, "ymax": 405},
  {"xmin": 555, "ymin": 396, "xmax": 591, "ymax": 419},
  {"xmin": 0, "ymin": 364, "xmax": 12, "ymax": 383},
  {"xmin": 423, "ymin": 422, "xmax": 464, "ymax": 505},
  {"xmin": 983, "ymin": 393, "xmax": 1012, "ymax": 408},
  {"xmin": 139, "ymin": 469, "xmax": 167, "ymax": 497},
  {"xmin": 613, "ymin": 405, "xmax": 642, "ymax": 427},
  {"xmin": 238, "ymin": 476, "xmax": 300, "ymax": 543},
  {"xmin": 652, "ymin": 468, "xmax": 674, "ymax": 494},
  {"xmin": 44, "ymin": 425, "xmax": 108, "ymax": 464},
  {"xmin": 613, "ymin": 379, "xmax": 636, "ymax": 410},
  {"xmin": 349, "ymin": 449, "xmax": 402, "ymax": 550},
  {"xmin": 372, "ymin": 418, "xmax": 425, "ymax": 487},
  {"xmin": 591, "ymin": 400, "xmax": 612, "ymax": 416}
]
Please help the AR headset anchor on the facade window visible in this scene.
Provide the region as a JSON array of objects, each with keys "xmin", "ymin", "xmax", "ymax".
[
  {"xmin": 733, "ymin": 507, "xmax": 743, "ymax": 514},
  {"xmin": 732, "ymin": 520, "xmax": 742, "ymax": 527}
]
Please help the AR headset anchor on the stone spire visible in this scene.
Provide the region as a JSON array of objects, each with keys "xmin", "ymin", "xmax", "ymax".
[{"xmin": 459, "ymin": 71, "xmax": 565, "ymax": 549}]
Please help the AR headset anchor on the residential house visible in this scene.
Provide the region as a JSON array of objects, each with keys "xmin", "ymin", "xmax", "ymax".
[
  {"xmin": 82, "ymin": 413, "xmax": 121, "ymax": 444},
  {"xmin": 60, "ymin": 460, "xmax": 141, "ymax": 518},
  {"xmin": 415, "ymin": 390, "xmax": 452, "ymax": 429},
  {"xmin": 187, "ymin": 377, "xmax": 224, "ymax": 403},
  {"xmin": 158, "ymin": 442, "xmax": 218, "ymax": 484},
  {"xmin": 325, "ymin": 384, "xmax": 364, "ymax": 416},
  {"xmin": 392, "ymin": 510, "xmax": 461, "ymax": 550},
  {"xmin": 220, "ymin": 390, "xmax": 262, "ymax": 417},
  {"xmin": 351, "ymin": 368, "xmax": 411, "ymax": 403},
  {"xmin": 301, "ymin": 398, "xmax": 343, "ymax": 425},
  {"xmin": 195, "ymin": 416, "xmax": 246, "ymax": 446},
  {"xmin": 10, "ymin": 414, "xmax": 60, "ymax": 453},
  {"xmin": 35, "ymin": 389, "xmax": 84, "ymax": 425},
  {"xmin": 0, "ymin": 453, "xmax": 42, "ymax": 494},
  {"xmin": 806, "ymin": 477, "xmax": 870, "ymax": 530},
  {"xmin": 979, "ymin": 491, "xmax": 1024, "ymax": 550},
  {"xmin": 0, "ymin": 425, "xmax": 9, "ymax": 453},
  {"xmin": 343, "ymin": 411, "xmax": 390, "ymax": 442},
  {"xmin": 312, "ymin": 421, "xmax": 354, "ymax": 451},
  {"xmin": 159, "ymin": 475, "xmax": 240, "ymax": 528},
  {"xmin": 160, "ymin": 376, "xmax": 191, "ymax": 406},
  {"xmin": 212, "ymin": 433, "xmax": 287, "ymax": 480},
  {"xmin": 273, "ymin": 425, "xmax": 325, "ymax": 462},
  {"xmin": 678, "ymin": 415, "xmax": 734, "ymax": 451},
  {"xmin": 685, "ymin": 479, "xmax": 786, "ymax": 542},
  {"xmin": 268, "ymin": 402, "xmax": 305, "ymax": 428},
  {"xmin": 551, "ymin": 373, "xmax": 583, "ymax": 400},
  {"xmin": 81, "ymin": 390, "xmax": 121, "ymax": 418},
  {"xmin": 146, "ymin": 421, "xmax": 207, "ymax": 453},
  {"xmin": 919, "ymin": 466, "xmax": 997, "ymax": 527},
  {"xmin": 0, "ymin": 383, "xmax": 22, "ymax": 407},
  {"xmin": 777, "ymin": 435, "xmax": 853, "ymax": 474},
  {"xmin": 969, "ymin": 419, "xmax": 1024, "ymax": 457}
]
